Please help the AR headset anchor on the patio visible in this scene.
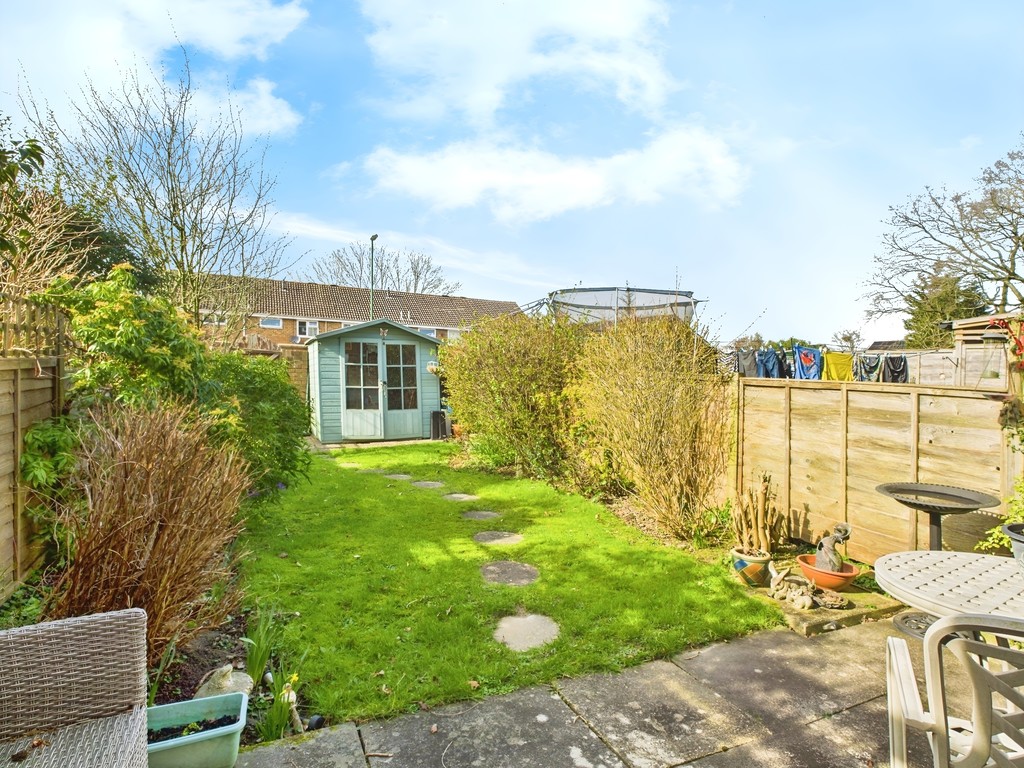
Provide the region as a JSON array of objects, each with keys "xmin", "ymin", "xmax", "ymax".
[{"xmin": 237, "ymin": 617, "xmax": 948, "ymax": 768}]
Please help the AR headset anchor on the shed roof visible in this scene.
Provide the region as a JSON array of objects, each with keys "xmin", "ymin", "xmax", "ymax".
[{"xmin": 310, "ymin": 318, "xmax": 441, "ymax": 345}]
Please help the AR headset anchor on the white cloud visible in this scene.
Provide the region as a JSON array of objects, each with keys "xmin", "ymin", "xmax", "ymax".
[
  {"xmin": 192, "ymin": 75, "xmax": 304, "ymax": 136},
  {"xmin": 364, "ymin": 126, "xmax": 748, "ymax": 224},
  {"xmin": 360, "ymin": 0, "xmax": 675, "ymax": 126},
  {"xmin": 2, "ymin": 0, "xmax": 305, "ymax": 132}
]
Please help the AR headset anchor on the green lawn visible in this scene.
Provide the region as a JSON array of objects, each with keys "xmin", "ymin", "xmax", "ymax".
[{"xmin": 241, "ymin": 442, "xmax": 781, "ymax": 721}]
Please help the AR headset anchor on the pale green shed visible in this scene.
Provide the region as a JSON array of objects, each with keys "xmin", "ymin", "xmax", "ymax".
[{"xmin": 308, "ymin": 319, "xmax": 442, "ymax": 442}]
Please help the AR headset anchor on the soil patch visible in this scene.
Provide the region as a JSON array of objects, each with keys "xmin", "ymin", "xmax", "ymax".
[
  {"xmin": 155, "ymin": 614, "xmax": 246, "ymax": 704},
  {"xmin": 148, "ymin": 714, "xmax": 235, "ymax": 744}
]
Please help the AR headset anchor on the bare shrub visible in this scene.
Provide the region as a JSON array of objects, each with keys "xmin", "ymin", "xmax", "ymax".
[
  {"xmin": 44, "ymin": 403, "xmax": 249, "ymax": 664},
  {"xmin": 575, "ymin": 316, "xmax": 733, "ymax": 542},
  {"xmin": 732, "ymin": 472, "xmax": 785, "ymax": 555}
]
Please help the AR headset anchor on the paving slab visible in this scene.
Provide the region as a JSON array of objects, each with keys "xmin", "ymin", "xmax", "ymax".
[
  {"xmin": 481, "ymin": 560, "xmax": 539, "ymax": 585},
  {"xmin": 760, "ymin": 586, "xmax": 905, "ymax": 636},
  {"xmin": 558, "ymin": 660, "xmax": 768, "ymax": 767},
  {"xmin": 410, "ymin": 480, "xmax": 444, "ymax": 488},
  {"xmin": 236, "ymin": 722, "xmax": 365, "ymax": 768},
  {"xmin": 494, "ymin": 614, "xmax": 559, "ymax": 650},
  {"xmin": 474, "ymin": 531, "xmax": 524, "ymax": 545},
  {"xmin": 462, "ymin": 510, "xmax": 500, "ymax": 520},
  {"xmin": 360, "ymin": 685, "xmax": 627, "ymax": 768},
  {"xmin": 674, "ymin": 625, "xmax": 888, "ymax": 732},
  {"xmin": 444, "ymin": 493, "xmax": 480, "ymax": 501}
]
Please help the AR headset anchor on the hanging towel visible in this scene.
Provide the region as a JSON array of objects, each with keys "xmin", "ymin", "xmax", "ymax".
[
  {"xmin": 760, "ymin": 347, "xmax": 784, "ymax": 378},
  {"xmin": 882, "ymin": 354, "xmax": 908, "ymax": 383},
  {"xmin": 854, "ymin": 354, "xmax": 882, "ymax": 382},
  {"xmin": 822, "ymin": 351, "xmax": 854, "ymax": 381},
  {"xmin": 719, "ymin": 350, "xmax": 737, "ymax": 375},
  {"xmin": 793, "ymin": 345, "xmax": 822, "ymax": 380},
  {"xmin": 737, "ymin": 348, "xmax": 758, "ymax": 377}
]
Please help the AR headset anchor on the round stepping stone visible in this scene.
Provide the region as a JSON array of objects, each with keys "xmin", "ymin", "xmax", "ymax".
[
  {"xmin": 494, "ymin": 614, "xmax": 560, "ymax": 651},
  {"xmin": 411, "ymin": 480, "xmax": 444, "ymax": 488},
  {"xmin": 473, "ymin": 531, "xmax": 524, "ymax": 545},
  {"xmin": 462, "ymin": 510, "xmax": 500, "ymax": 520},
  {"xmin": 385, "ymin": 473, "xmax": 412, "ymax": 480},
  {"xmin": 481, "ymin": 560, "xmax": 538, "ymax": 586},
  {"xmin": 444, "ymin": 493, "xmax": 479, "ymax": 501}
]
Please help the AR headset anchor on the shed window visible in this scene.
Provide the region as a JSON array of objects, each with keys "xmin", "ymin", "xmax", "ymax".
[
  {"xmin": 385, "ymin": 343, "xmax": 418, "ymax": 410},
  {"xmin": 344, "ymin": 342, "xmax": 379, "ymax": 410}
]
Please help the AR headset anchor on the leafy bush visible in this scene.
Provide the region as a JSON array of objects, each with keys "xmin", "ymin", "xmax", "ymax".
[
  {"xmin": 207, "ymin": 352, "xmax": 311, "ymax": 496},
  {"xmin": 43, "ymin": 264, "xmax": 211, "ymax": 407},
  {"xmin": 574, "ymin": 316, "xmax": 733, "ymax": 541},
  {"xmin": 44, "ymin": 403, "xmax": 249, "ymax": 665},
  {"xmin": 439, "ymin": 313, "xmax": 586, "ymax": 479}
]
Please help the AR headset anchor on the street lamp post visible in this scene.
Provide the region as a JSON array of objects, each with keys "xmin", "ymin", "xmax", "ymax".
[{"xmin": 369, "ymin": 233, "xmax": 378, "ymax": 320}]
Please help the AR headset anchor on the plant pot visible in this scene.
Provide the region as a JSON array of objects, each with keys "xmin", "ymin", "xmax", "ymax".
[
  {"xmin": 730, "ymin": 548, "xmax": 772, "ymax": 587},
  {"xmin": 1003, "ymin": 523, "xmax": 1024, "ymax": 576},
  {"xmin": 796, "ymin": 554, "xmax": 858, "ymax": 592},
  {"xmin": 147, "ymin": 692, "xmax": 248, "ymax": 768}
]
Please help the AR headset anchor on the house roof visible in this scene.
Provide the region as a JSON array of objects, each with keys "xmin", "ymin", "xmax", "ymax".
[
  {"xmin": 311, "ymin": 318, "xmax": 441, "ymax": 345},
  {"xmin": 206, "ymin": 274, "xmax": 520, "ymax": 329},
  {"xmin": 866, "ymin": 340, "xmax": 907, "ymax": 351}
]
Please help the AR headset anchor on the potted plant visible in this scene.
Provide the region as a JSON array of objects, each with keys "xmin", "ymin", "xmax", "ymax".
[
  {"xmin": 147, "ymin": 691, "xmax": 248, "ymax": 768},
  {"xmin": 796, "ymin": 523, "xmax": 859, "ymax": 591},
  {"xmin": 730, "ymin": 472, "xmax": 783, "ymax": 587}
]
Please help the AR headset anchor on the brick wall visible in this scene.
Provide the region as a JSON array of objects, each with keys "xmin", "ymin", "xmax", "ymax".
[{"xmin": 276, "ymin": 343, "xmax": 309, "ymax": 399}]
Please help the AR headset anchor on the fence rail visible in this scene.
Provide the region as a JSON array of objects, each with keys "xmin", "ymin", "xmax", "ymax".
[{"xmin": 1, "ymin": 295, "xmax": 64, "ymax": 359}]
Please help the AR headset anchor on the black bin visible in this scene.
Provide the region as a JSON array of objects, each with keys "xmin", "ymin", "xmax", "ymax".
[{"xmin": 430, "ymin": 410, "xmax": 451, "ymax": 440}]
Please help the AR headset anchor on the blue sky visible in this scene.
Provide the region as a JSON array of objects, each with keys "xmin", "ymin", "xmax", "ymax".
[{"xmin": 4, "ymin": 1, "xmax": 1024, "ymax": 343}]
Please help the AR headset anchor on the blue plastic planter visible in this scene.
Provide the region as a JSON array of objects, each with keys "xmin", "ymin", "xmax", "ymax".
[{"xmin": 147, "ymin": 692, "xmax": 248, "ymax": 768}]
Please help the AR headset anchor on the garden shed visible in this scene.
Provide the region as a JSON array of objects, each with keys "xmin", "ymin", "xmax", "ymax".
[{"xmin": 308, "ymin": 319, "xmax": 442, "ymax": 442}]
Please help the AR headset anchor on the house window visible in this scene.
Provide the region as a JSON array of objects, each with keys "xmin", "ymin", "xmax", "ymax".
[
  {"xmin": 344, "ymin": 342, "xmax": 379, "ymax": 410},
  {"xmin": 415, "ymin": 327, "xmax": 436, "ymax": 338},
  {"xmin": 259, "ymin": 317, "xmax": 283, "ymax": 329},
  {"xmin": 297, "ymin": 320, "xmax": 319, "ymax": 338},
  {"xmin": 385, "ymin": 344, "xmax": 418, "ymax": 410},
  {"xmin": 202, "ymin": 312, "xmax": 226, "ymax": 326}
]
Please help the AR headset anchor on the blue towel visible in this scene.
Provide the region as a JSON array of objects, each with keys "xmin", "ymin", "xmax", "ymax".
[
  {"xmin": 759, "ymin": 348, "xmax": 784, "ymax": 378},
  {"xmin": 793, "ymin": 345, "xmax": 821, "ymax": 380}
]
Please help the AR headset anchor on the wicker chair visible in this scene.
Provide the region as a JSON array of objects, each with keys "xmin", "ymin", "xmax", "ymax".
[
  {"xmin": 887, "ymin": 612, "xmax": 1024, "ymax": 768},
  {"xmin": 0, "ymin": 608, "xmax": 148, "ymax": 767}
]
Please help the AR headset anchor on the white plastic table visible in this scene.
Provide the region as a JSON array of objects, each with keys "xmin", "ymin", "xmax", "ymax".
[{"xmin": 875, "ymin": 551, "xmax": 1024, "ymax": 618}]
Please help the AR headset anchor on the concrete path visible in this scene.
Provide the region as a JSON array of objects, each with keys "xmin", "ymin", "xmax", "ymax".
[{"xmin": 237, "ymin": 617, "xmax": 950, "ymax": 768}]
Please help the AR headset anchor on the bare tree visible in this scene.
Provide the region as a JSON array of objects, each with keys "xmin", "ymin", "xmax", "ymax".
[
  {"xmin": 0, "ymin": 186, "xmax": 96, "ymax": 297},
  {"xmin": 306, "ymin": 242, "xmax": 461, "ymax": 295},
  {"xmin": 867, "ymin": 139, "xmax": 1024, "ymax": 317},
  {"xmin": 22, "ymin": 59, "xmax": 290, "ymax": 329},
  {"xmin": 830, "ymin": 328, "xmax": 863, "ymax": 354}
]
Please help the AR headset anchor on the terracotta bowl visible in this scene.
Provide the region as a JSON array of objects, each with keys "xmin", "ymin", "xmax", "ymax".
[{"xmin": 796, "ymin": 554, "xmax": 859, "ymax": 591}]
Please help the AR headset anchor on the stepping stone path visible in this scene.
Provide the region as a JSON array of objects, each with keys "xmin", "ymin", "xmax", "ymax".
[
  {"xmin": 494, "ymin": 614, "xmax": 560, "ymax": 651},
  {"xmin": 410, "ymin": 480, "xmax": 444, "ymax": 488},
  {"xmin": 481, "ymin": 560, "xmax": 539, "ymax": 586},
  {"xmin": 385, "ymin": 473, "xmax": 413, "ymax": 480},
  {"xmin": 473, "ymin": 531, "xmax": 524, "ymax": 545},
  {"xmin": 462, "ymin": 510, "xmax": 500, "ymax": 520},
  {"xmin": 443, "ymin": 493, "xmax": 479, "ymax": 501}
]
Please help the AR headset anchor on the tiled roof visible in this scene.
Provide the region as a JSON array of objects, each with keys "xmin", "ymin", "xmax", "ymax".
[
  {"xmin": 209, "ymin": 275, "xmax": 520, "ymax": 329},
  {"xmin": 866, "ymin": 340, "xmax": 907, "ymax": 351}
]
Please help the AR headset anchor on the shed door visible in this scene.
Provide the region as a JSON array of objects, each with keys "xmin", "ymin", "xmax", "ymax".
[
  {"xmin": 384, "ymin": 343, "xmax": 421, "ymax": 439},
  {"xmin": 343, "ymin": 341, "xmax": 382, "ymax": 439}
]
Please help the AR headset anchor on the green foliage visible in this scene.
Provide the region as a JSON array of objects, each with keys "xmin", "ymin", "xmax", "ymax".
[
  {"xmin": 439, "ymin": 313, "xmax": 587, "ymax": 479},
  {"xmin": 206, "ymin": 352, "xmax": 311, "ymax": 496},
  {"xmin": 43, "ymin": 264, "xmax": 211, "ymax": 407},
  {"xmin": 903, "ymin": 266, "xmax": 990, "ymax": 348},
  {"xmin": 20, "ymin": 417, "xmax": 79, "ymax": 561},
  {"xmin": 242, "ymin": 606, "xmax": 281, "ymax": 682},
  {"xmin": 982, "ymin": 322, "xmax": 1024, "ymax": 550},
  {"xmin": 0, "ymin": 116, "xmax": 45, "ymax": 260}
]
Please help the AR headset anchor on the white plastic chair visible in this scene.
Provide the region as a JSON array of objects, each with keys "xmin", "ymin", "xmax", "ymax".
[{"xmin": 887, "ymin": 613, "xmax": 1024, "ymax": 768}]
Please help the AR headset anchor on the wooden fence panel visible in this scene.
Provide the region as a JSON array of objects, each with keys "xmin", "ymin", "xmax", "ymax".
[{"xmin": 734, "ymin": 378, "xmax": 1019, "ymax": 564}]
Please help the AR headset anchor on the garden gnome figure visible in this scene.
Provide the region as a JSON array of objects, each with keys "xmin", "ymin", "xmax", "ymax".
[{"xmin": 815, "ymin": 523, "xmax": 852, "ymax": 572}]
